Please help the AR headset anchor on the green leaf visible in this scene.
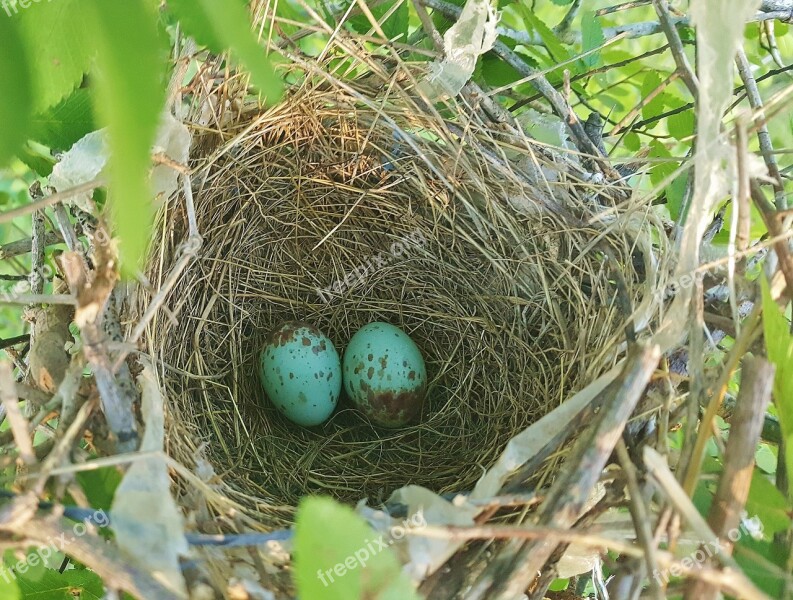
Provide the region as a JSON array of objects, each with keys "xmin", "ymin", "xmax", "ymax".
[
  {"xmin": 665, "ymin": 173, "xmax": 689, "ymax": 221},
  {"xmin": 30, "ymin": 89, "xmax": 95, "ymax": 153},
  {"xmin": 747, "ymin": 471, "xmax": 791, "ymax": 536},
  {"xmin": 16, "ymin": 565, "xmax": 103, "ymax": 600},
  {"xmin": 87, "ymin": 0, "xmax": 167, "ymax": 272},
  {"xmin": 667, "ymin": 110, "xmax": 695, "ymax": 141},
  {"xmin": 623, "ymin": 132, "xmax": 641, "ymax": 152},
  {"xmin": 735, "ymin": 537, "xmax": 786, "ymax": 597},
  {"xmin": 761, "ymin": 278, "xmax": 793, "ymax": 498},
  {"xmin": 349, "ymin": 0, "xmax": 409, "ymax": 41},
  {"xmin": 17, "ymin": 143, "xmax": 56, "ymax": 177},
  {"xmin": 0, "ymin": 17, "xmax": 32, "ymax": 167},
  {"xmin": 648, "ymin": 139, "xmax": 678, "ymax": 188},
  {"xmin": 167, "ymin": 0, "xmax": 284, "ymax": 102},
  {"xmin": 0, "ymin": 575, "xmax": 20, "ymax": 600},
  {"xmin": 641, "ymin": 71, "xmax": 666, "ymax": 125},
  {"xmin": 580, "ymin": 10, "xmax": 604, "ymax": 68},
  {"xmin": 75, "ymin": 467, "xmax": 122, "ymax": 512},
  {"xmin": 17, "ymin": 0, "xmax": 94, "ymax": 113},
  {"xmin": 518, "ymin": 7, "xmax": 572, "ymax": 67},
  {"xmin": 294, "ymin": 496, "xmax": 420, "ymax": 600}
]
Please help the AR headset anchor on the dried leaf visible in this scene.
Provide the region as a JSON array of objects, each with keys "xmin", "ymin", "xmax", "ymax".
[{"xmin": 111, "ymin": 363, "xmax": 188, "ymax": 597}]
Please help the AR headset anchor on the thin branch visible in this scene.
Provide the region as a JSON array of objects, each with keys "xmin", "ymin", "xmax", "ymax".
[
  {"xmin": 555, "ymin": 0, "xmax": 583, "ymax": 40},
  {"xmin": 629, "ymin": 62, "xmax": 793, "ymax": 132},
  {"xmin": 0, "ymin": 335, "xmax": 30, "ymax": 350},
  {"xmin": 682, "ymin": 305, "xmax": 763, "ymax": 495},
  {"xmin": 0, "ymin": 178, "xmax": 104, "ymax": 225},
  {"xmin": 735, "ymin": 47, "xmax": 784, "ymax": 194},
  {"xmin": 467, "ymin": 343, "xmax": 661, "ymax": 600},
  {"xmin": 652, "ymin": 0, "xmax": 698, "ymax": 97},
  {"xmin": 52, "ymin": 203, "xmax": 82, "ymax": 252},
  {"xmin": 411, "ymin": 0, "xmax": 443, "ymax": 54},
  {"xmin": 0, "ymin": 294, "xmax": 77, "ymax": 306},
  {"xmin": 0, "ymin": 504, "xmax": 182, "ymax": 600},
  {"xmin": 424, "ymin": 0, "xmax": 791, "ymax": 48},
  {"xmin": 60, "ymin": 246, "xmax": 139, "ymax": 454},
  {"xmin": 644, "ymin": 447, "xmax": 767, "ymax": 600},
  {"xmin": 616, "ymin": 438, "xmax": 663, "ymax": 600},
  {"xmin": 29, "ymin": 211, "xmax": 46, "ymax": 297},
  {"xmin": 0, "ymin": 362, "xmax": 35, "ymax": 465},
  {"xmin": 489, "ymin": 38, "xmax": 616, "ymax": 174},
  {"xmin": 0, "ymin": 232, "xmax": 62, "ymax": 260},
  {"xmin": 596, "ymin": 1, "xmax": 653, "ymax": 16},
  {"xmin": 750, "ymin": 179, "xmax": 793, "ymax": 299}
]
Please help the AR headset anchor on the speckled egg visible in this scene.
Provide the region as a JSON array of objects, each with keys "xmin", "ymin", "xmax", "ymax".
[
  {"xmin": 259, "ymin": 321, "xmax": 342, "ymax": 427},
  {"xmin": 342, "ymin": 322, "xmax": 427, "ymax": 428}
]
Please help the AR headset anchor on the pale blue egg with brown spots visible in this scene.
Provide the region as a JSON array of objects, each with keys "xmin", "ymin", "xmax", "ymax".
[
  {"xmin": 342, "ymin": 322, "xmax": 427, "ymax": 428},
  {"xmin": 259, "ymin": 321, "xmax": 341, "ymax": 427}
]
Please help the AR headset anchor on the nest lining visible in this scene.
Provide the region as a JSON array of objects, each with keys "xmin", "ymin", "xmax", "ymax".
[{"xmin": 141, "ymin": 78, "xmax": 634, "ymax": 521}]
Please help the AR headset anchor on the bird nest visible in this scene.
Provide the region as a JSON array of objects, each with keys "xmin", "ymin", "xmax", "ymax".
[{"xmin": 135, "ymin": 60, "xmax": 644, "ymax": 526}]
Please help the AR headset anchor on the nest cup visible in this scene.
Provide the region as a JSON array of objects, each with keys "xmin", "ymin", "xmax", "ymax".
[{"xmin": 139, "ymin": 71, "xmax": 636, "ymax": 525}]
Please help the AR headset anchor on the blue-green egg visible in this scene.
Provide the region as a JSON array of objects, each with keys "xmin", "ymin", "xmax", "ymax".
[
  {"xmin": 342, "ymin": 322, "xmax": 427, "ymax": 428},
  {"xmin": 259, "ymin": 321, "xmax": 341, "ymax": 427}
]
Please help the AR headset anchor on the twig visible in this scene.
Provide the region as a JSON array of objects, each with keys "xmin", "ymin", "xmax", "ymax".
[
  {"xmin": 682, "ymin": 304, "xmax": 763, "ymax": 495},
  {"xmin": 0, "ymin": 505, "xmax": 181, "ymax": 600},
  {"xmin": 60, "ymin": 247, "xmax": 139, "ymax": 454},
  {"xmin": 644, "ymin": 446, "xmax": 766, "ymax": 600},
  {"xmin": 760, "ymin": 20, "xmax": 793, "ymax": 77},
  {"xmin": 629, "ymin": 62, "xmax": 793, "ymax": 132},
  {"xmin": 750, "ymin": 180, "xmax": 793, "ymax": 299},
  {"xmin": 735, "ymin": 120, "xmax": 752, "ymax": 254},
  {"xmin": 424, "ymin": 0, "xmax": 792, "ymax": 47},
  {"xmin": 0, "ymin": 231, "xmax": 63, "ymax": 260},
  {"xmin": 467, "ymin": 342, "xmax": 661, "ymax": 600},
  {"xmin": 114, "ymin": 174, "xmax": 202, "ymax": 371},
  {"xmin": 0, "ymin": 178, "xmax": 104, "ymax": 225},
  {"xmin": 735, "ymin": 48, "xmax": 784, "ymax": 195},
  {"xmin": 611, "ymin": 71, "xmax": 681, "ymax": 135},
  {"xmin": 616, "ymin": 438, "xmax": 663, "ymax": 600},
  {"xmin": 555, "ymin": 0, "xmax": 582, "ymax": 40},
  {"xmin": 412, "ymin": 0, "xmax": 443, "ymax": 54},
  {"xmin": 0, "ymin": 294, "xmax": 76, "ymax": 306},
  {"xmin": 52, "ymin": 203, "xmax": 82, "ymax": 252},
  {"xmin": 489, "ymin": 39, "xmax": 617, "ymax": 176},
  {"xmin": 596, "ymin": 1, "xmax": 653, "ymax": 16},
  {"xmin": 652, "ymin": 0, "xmax": 698, "ymax": 97},
  {"xmin": 678, "ymin": 272, "xmax": 704, "ymax": 483},
  {"xmin": 0, "ymin": 335, "xmax": 30, "ymax": 350},
  {"xmin": 32, "ymin": 397, "xmax": 96, "ymax": 496},
  {"xmin": 685, "ymin": 356, "xmax": 775, "ymax": 600},
  {"xmin": 29, "ymin": 210, "xmax": 46, "ymax": 297},
  {"xmin": 0, "ymin": 362, "xmax": 35, "ymax": 465},
  {"xmin": 419, "ymin": 522, "xmax": 764, "ymax": 600}
]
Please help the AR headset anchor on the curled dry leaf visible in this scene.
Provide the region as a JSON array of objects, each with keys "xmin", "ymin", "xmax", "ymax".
[{"xmin": 28, "ymin": 302, "xmax": 74, "ymax": 393}]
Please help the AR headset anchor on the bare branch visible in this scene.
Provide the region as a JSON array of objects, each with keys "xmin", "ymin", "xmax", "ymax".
[
  {"xmin": 467, "ymin": 343, "xmax": 661, "ymax": 600},
  {"xmin": 735, "ymin": 48, "xmax": 784, "ymax": 194},
  {"xmin": 0, "ymin": 178, "xmax": 104, "ymax": 225},
  {"xmin": 653, "ymin": 0, "xmax": 698, "ymax": 97}
]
